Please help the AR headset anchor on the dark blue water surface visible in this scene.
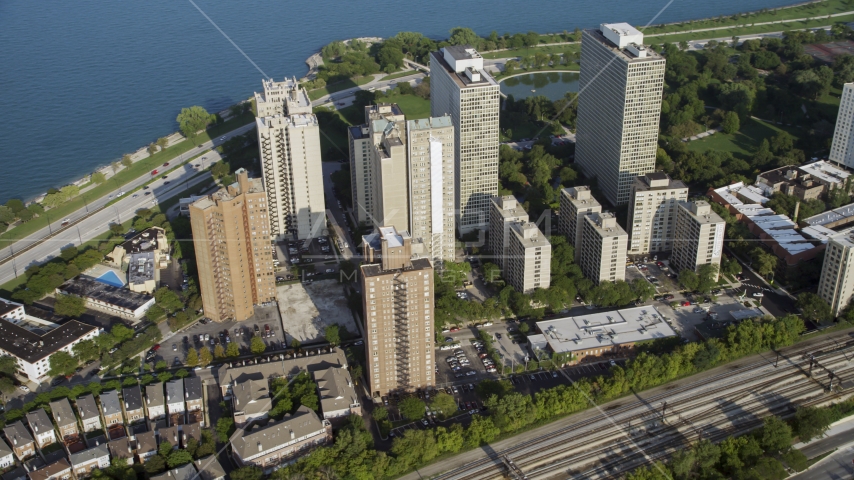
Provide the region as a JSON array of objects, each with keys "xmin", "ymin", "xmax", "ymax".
[{"xmin": 0, "ymin": 0, "xmax": 800, "ymax": 202}]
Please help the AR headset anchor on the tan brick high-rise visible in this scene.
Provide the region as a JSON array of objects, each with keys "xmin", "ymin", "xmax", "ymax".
[
  {"xmin": 190, "ymin": 170, "xmax": 276, "ymax": 322},
  {"xmin": 360, "ymin": 227, "xmax": 434, "ymax": 398}
]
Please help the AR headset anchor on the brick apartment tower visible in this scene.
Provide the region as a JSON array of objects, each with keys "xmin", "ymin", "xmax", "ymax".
[
  {"xmin": 360, "ymin": 227, "xmax": 434, "ymax": 398},
  {"xmin": 189, "ymin": 169, "xmax": 276, "ymax": 322}
]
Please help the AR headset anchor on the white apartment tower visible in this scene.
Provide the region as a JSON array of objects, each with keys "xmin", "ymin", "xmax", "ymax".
[
  {"xmin": 830, "ymin": 83, "xmax": 854, "ymax": 169},
  {"xmin": 627, "ymin": 173, "xmax": 689, "ymax": 255},
  {"xmin": 575, "ymin": 23, "xmax": 666, "ymax": 206},
  {"xmin": 818, "ymin": 230, "xmax": 854, "ymax": 316},
  {"xmin": 430, "ymin": 46, "xmax": 500, "ymax": 234},
  {"xmin": 578, "ymin": 212, "xmax": 628, "ymax": 284},
  {"xmin": 670, "ymin": 201, "xmax": 725, "ymax": 280},
  {"xmin": 348, "ymin": 104, "xmax": 407, "ymax": 227},
  {"xmin": 488, "ymin": 196, "xmax": 529, "ymax": 270},
  {"xmin": 255, "ymin": 77, "xmax": 326, "ymax": 240},
  {"xmin": 407, "ymin": 117, "xmax": 456, "ymax": 265},
  {"xmin": 506, "ymin": 222, "xmax": 552, "ymax": 293},
  {"xmin": 558, "ymin": 186, "xmax": 602, "ymax": 262}
]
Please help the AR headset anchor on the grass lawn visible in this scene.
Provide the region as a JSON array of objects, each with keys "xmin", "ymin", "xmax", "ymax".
[
  {"xmin": 501, "ymin": 120, "xmax": 553, "ymax": 142},
  {"xmin": 645, "ymin": 14, "xmax": 854, "ymax": 45},
  {"xmin": 308, "ymin": 76, "xmax": 374, "ymax": 101},
  {"xmin": 380, "ymin": 70, "xmax": 422, "ymax": 81},
  {"xmin": 481, "ymin": 44, "xmax": 580, "ymax": 59},
  {"xmin": 644, "ymin": 0, "xmax": 852, "ymax": 35},
  {"xmin": 0, "ymin": 110, "xmax": 254, "ymax": 248},
  {"xmin": 392, "ymin": 94, "xmax": 431, "ymax": 120},
  {"xmin": 685, "ymin": 117, "xmax": 800, "ymax": 160}
]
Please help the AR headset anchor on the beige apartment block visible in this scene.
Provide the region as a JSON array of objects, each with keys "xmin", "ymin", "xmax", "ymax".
[
  {"xmin": 830, "ymin": 83, "xmax": 854, "ymax": 169},
  {"xmin": 360, "ymin": 227, "xmax": 434, "ymax": 398},
  {"xmin": 348, "ymin": 104, "xmax": 406, "ymax": 226},
  {"xmin": 430, "ymin": 46, "xmax": 500, "ymax": 234},
  {"xmin": 627, "ymin": 173, "xmax": 688, "ymax": 255},
  {"xmin": 670, "ymin": 201, "xmax": 725, "ymax": 279},
  {"xmin": 488, "ymin": 196, "xmax": 529, "ymax": 270},
  {"xmin": 575, "ymin": 23, "xmax": 666, "ymax": 206},
  {"xmin": 558, "ymin": 187, "xmax": 602, "ymax": 262},
  {"xmin": 189, "ymin": 170, "xmax": 276, "ymax": 322},
  {"xmin": 578, "ymin": 212, "xmax": 628, "ymax": 284},
  {"xmin": 372, "ymin": 121, "xmax": 410, "ymax": 232},
  {"xmin": 255, "ymin": 77, "xmax": 326, "ymax": 240},
  {"xmin": 506, "ymin": 222, "xmax": 551, "ymax": 293},
  {"xmin": 407, "ymin": 117, "xmax": 456, "ymax": 265},
  {"xmin": 818, "ymin": 229, "xmax": 854, "ymax": 316}
]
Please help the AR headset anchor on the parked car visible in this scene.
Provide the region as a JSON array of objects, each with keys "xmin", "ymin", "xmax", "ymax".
[{"xmin": 753, "ymin": 292, "xmax": 764, "ymax": 297}]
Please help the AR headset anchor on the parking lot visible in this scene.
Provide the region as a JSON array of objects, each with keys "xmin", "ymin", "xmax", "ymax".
[{"xmin": 150, "ymin": 304, "xmax": 286, "ymax": 367}]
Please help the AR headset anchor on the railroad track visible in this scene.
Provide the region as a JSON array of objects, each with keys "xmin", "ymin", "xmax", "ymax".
[{"xmin": 431, "ymin": 336, "xmax": 854, "ymax": 480}]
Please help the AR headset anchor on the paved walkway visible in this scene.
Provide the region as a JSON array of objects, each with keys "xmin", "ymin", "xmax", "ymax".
[
  {"xmin": 646, "ymin": 10, "xmax": 854, "ymax": 38},
  {"xmin": 682, "ymin": 127, "xmax": 721, "ymax": 142}
]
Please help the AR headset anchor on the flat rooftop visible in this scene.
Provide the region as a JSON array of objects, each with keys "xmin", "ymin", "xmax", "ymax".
[
  {"xmin": 57, "ymin": 277, "xmax": 153, "ymax": 311},
  {"xmin": 407, "ymin": 116, "xmax": 452, "ymax": 130},
  {"xmin": 0, "ymin": 316, "xmax": 97, "ymax": 364},
  {"xmin": 583, "ymin": 27, "xmax": 663, "ymax": 62},
  {"xmin": 361, "ymin": 257, "xmax": 432, "ymax": 278},
  {"xmin": 430, "ymin": 50, "xmax": 498, "ymax": 89},
  {"xmin": 536, "ymin": 306, "xmax": 676, "ymax": 354}
]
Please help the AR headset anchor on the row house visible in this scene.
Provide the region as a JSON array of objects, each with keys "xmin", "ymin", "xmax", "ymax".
[
  {"xmin": 159, "ymin": 426, "xmax": 179, "ymax": 451},
  {"xmin": 194, "ymin": 456, "xmax": 226, "ymax": 480},
  {"xmin": 0, "ymin": 438, "xmax": 13, "ymax": 468},
  {"xmin": 183, "ymin": 377, "xmax": 203, "ymax": 425},
  {"xmin": 165, "ymin": 380, "xmax": 185, "ymax": 419},
  {"xmin": 133, "ymin": 431, "xmax": 157, "ymax": 464},
  {"xmin": 232, "ymin": 406, "xmax": 332, "ymax": 472},
  {"xmin": 27, "ymin": 459, "xmax": 71, "ymax": 480},
  {"xmin": 69, "ymin": 445, "xmax": 110, "ymax": 478},
  {"xmin": 75, "ymin": 395, "xmax": 101, "ymax": 433},
  {"xmin": 99, "ymin": 391, "xmax": 123, "ymax": 427},
  {"xmin": 145, "ymin": 384, "xmax": 166, "ymax": 421},
  {"xmin": 122, "ymin": 386, "xmax": 144, "ymax": 424},
  {"xmin": 108, "ymin": 437, "xmax": 134, "ymax": 465},
  {"xmin": 4, "ymin": 421, "xmax": 35, "ymax": 460},
  {"xmin": 150, "ymin": 464, "xmax": 196, "ymax": 480},
  {"xmin": 25, "ymin": 409, "xmax": 56, "ymax": 449},
  {"xmin": 49, "ymin": 399, "xmax": 78, "ymax": 441}
]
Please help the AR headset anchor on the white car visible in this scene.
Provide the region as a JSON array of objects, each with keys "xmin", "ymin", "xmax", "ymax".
[
  {"xmin": 325, "ymin": 269, "xmax": 334, "ymax": 273},
  {"xmin": 752, "ymin": 292, "xmax": 764, "ymax": 297},
  {"xmin": 20, "ymin": 385, "xmax": 29, "ymax": 393},
  {"xmin": 117, "ymin": 191, "xmax": 124, "ymax": 197}
]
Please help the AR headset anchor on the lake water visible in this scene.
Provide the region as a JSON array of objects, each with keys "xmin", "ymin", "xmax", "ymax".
[
  {"xmin": 501, "ymin": 72, "xmax": 580, "ymax": 101},
  {"xmin": 0, "ymin": 0, "xmax": 801, "ymax": 203}
]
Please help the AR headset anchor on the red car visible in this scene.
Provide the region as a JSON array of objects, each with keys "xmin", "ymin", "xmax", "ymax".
[
  {"xmin": 151, "ymin": 169, "xmax": 158, "ymax": 176},
  {"xmin": 681, "ymin": 301, "xmax": 691, "ymax": 307},
  {"xmin": 449, "ymin": 327, "xmax": 460, "ymax": 332},
  {"xmin": 151, "ymin": 344, "xmax": 161, "ymax": 351}
]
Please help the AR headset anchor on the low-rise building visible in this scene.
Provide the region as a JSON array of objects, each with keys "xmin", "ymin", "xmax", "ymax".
[
  {"xmin": 107, "ymin": 437, "xmax": 134, "ymax": 465},
  {"xmin": 133, "ymin": 431, "xmax": 157, "ymax": 464},
  {"xmin": 158, "ymin": 426, "xmax": 179, "ymax": 451},
  {"xmin": 670, "ymin": 201, "xmax": 725, "ymax": 278},
  {"xmin": 558, "ymin": 186, "xmax": 602, "ymax": 262},
  {"xmin": 183, "ymin": 377, "xmax": 203, "ymax": 418},
  {"xmin": 194, "ymin": 456, "xmax": 226, "ymax": 480},
  {"xmin": 122, "ymin": 386, "xmax": 144, "ymax": 424},
  {"xmin": 505, "ymin": 222, "xmax": 551, "ymax": 294},
  {"xmin": 165, "ymin": 380, "xmax": 185, "ymax": 418},
  {"xmin": 313, "ymin": 367, "xmax": 361, "ymax": 421},
  {"xmin": 106, "ymin": 227, "xmax": 170, "ymax": 294},
  {"xmin": 25, "ymin": 410, "xmax": 55, "ymax": 449},
  {"xmin": 27, "ymin": 459, "xmax": 71, "ymax": 480},
  {"xmin": 231, "ymin": 406, "xmax": 332, "ymax": 472},
  {"xmin": 149, "ymin": 464, "xmax": 197, "ymax": 480},
  {"xmin": 4, "ymin": 421, "xmax": 35, "ymax": 460},
  {"xmin": 69, "ymin": 445, "xmax": 110, "ymax": 478},
  {"xmin": 145, "ymin": 384, "xmax": 166, "ymax": 421},
  {"xmin": 49, "ymin": 399, "xmax": 78, "ymax": 441},
  {"xmin": 0, "ymin": 438, "xmax": 13, "ymax": 468},
  {"xmin": 179, "ymin": 423, "xmax": 201, "ymax": 449},
  {"xmin": 55, "ymin": 277, "xmax": 154, "ymax": 320},
  {"xmin": 99, "ymin": 391, "xmax": 123, "ymax": 427},
  {"xmin": 578, "ymin": 212, "xmax": 628, "ymax": 284},
  {"xmin": 536, "ymin": 306, "xmax": 676, "ymax": 363},
  {"xmin": 232, "ymin": 379, "xmax": 271, "ymax": 428},
  {"xmin": 756, "ymin": 166, "xmax": 825, "ymax": 201},
  {"xmin": 218, "ymin": 348, "xmax": 348, "ymax": 399},
  {"xmin": 0, "ymin": 299, "xmax": 99, "ymax": 383},
  {"xmin": 75, "ymin": 395, "xmax": 101, "ymax": 433}
]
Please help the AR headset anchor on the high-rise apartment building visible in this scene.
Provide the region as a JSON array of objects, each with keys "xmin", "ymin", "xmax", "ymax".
[
  {"xmin": 627, "ymin": 173, "xmax": 688, "ymax": 255},
  {"xmin": 430, "ymin": 46, "xmax": 500, "ymax": 234},
  {"xmin": 575, "ymin": 23, "xmax": 666, "ymax": 206},
  {"xmin": 818, "ymin": 229, "xmax": 854, "ymax": 316},
  {"xmin": 558, "ymin": 186, "xmax": 602, "ymax": 262},
  {"xmin": 488, "ymin": 196, "xmax": 529, "ymax": 269},
  {"xmin": 578, "ymin": 212, "xmax": 628, "ymax": 284},
  {"xmin": 830, "ymin": 83, "xmax": 854, "ymax": 169},
  {"xmin": 348, "ymin": 104, "xmax": 406, "ymax": 226},
  {"xmin": 190, "ymin": 170, "xmax": 276, "ymax": 323},
  {"xmin": 360, "ymin": 227, "xmax": 434, "ymax": 398},
  {"xmin": 407, "ymin": 117, "xmax": 456, "ymax": 265},
  {"xmin": 371, "ymin": 121, "xmax": 409, "ymax": 232},
  {"xmin": 255, "ymin": 77, "xmax": 326, "ymax": 240},
  {"xmin": 506, "ymin": 222, "xmax": 552, "ymax": 293},
  {"xmin": 670, "ymin": 201, "xmax": 725, "ymax": 279}
]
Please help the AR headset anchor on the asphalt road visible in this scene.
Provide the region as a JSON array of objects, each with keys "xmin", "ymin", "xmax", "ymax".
[
  {"xmin": 321, "ymin": 162, "xmax": 358, "ymax": 260},
  {"xmin": 791, "ymin": 442, "xmax": 854, "ymax": 480},
  {"xmin": 0, "ymin": 124, "xmax": 253, "ymax": 286}
]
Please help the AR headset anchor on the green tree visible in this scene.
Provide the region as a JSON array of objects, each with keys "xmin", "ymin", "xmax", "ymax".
[
  {"xmin": 0, "ymin": 356, "xmax": 18, "ymax": 377},
  {"xmin": 324, "ymin": 324, "xmax": 340, "ymax": 345},
  {"xmin": 230, "ymin": 467, "xmax": 264, "ymax": 480},
  {"xmin": 759, "ymin": 415, "xmax": 793, "ymax": 454},
  {"xmin": 143, "ymin": 455, "xmax": 166, "ymax": 474},
  {"xmin": 398, "ymin": 397, "xmax": 426, "ymax": 420},
  {"xmin": 797, "ymin": 292, "xmax": 832, "ymax": 323},
  {"xmin": 721, "ymin": 111, "xmax": 740, "ymax": 134},
  {"xmin": 48, "ymin": 351, "xmax": 78, "ymax": 377},
  {"xmin": 158, "ymin": 441, "xmax": 173, "ymax": 458},
  {"xmin": 250, "ymin": 336, "xmax": 266, "ymax": 355},
  {"xmin": 793, "ymin": 406, "xmax": 833, "ymax": 442},
  {"xmin": 485, "ymin": 392, "xmax": 537, "ymax": 432},
  {"xmin": 174, "ymin": 369, "xmax": 189, "ymax": 379},
  {"xmin": 198, "ymin": 346, "xmax": 212, "ymax": 367},
  {"xmin": 156, "ymin": 137, "xmax": 169, "ymax": 150},
  {"xmin": 0, "ymin": 378, "xmax": 16, "ymax": 396},
  {"xmin": 215, "ymin": 417, "xmax": 235, "ymax": 443},
  {"xmin": 111, "ymin": 324, "xmax": 134, "ymax": 343},
  {"xmin": 166, "ymin": 450, "xmax": 193, "ymax": 468},
  {"xmin": 72, "ymin": 340, "xmax": 100, "ymax": 363},
  {"xmin": 213, "ymin": 344, "xmax": 225, "ymax": 359},
  {"xmin": 54, "ymin": 294, "xmax": 87, "ymax": 318},
  {"xmin": 465, "ymin": 415, "xmax": 500, "ymax": 447},
  {"xmin": 751, "ymin": 248, "xmax": 778, "ymax": 279},
  {"xmin": 121, "ymin": 154, "xmax": 133, "ymax": 168},
  {"xmin": 186, "ymin": 348, "xmax": 199, "ymax": 367},
  {"xmin": 226, "ymin": 341, "xmax": 240, "ymax": 357},
  {"xmin": 92, "ymin": 172, "xmax": 106, "ymax": 184},
  {"xmin": 373, "ymin": 406, "xmax": 389, "ymax": 422},
  {"xmin": 176, "ymin": 106, "xmax": 215, "ymax": 143},
  {"xmin": 430, "ymin": 392, "xmax": 458, "ymax": 419},
  {"xmin": 678, "ymin": 269, "xmax": 700, "ymax": 291}
]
